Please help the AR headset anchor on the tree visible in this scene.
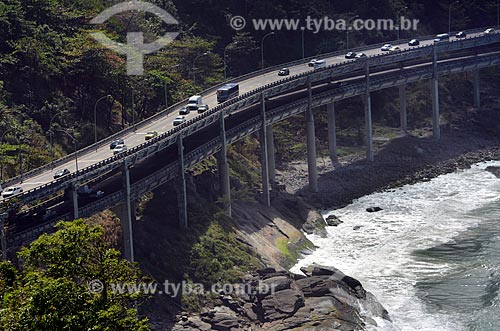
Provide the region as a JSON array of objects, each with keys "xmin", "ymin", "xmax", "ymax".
[{"xmin": 0, "ymin": 220, "xmax": 150, "ymax": 331}]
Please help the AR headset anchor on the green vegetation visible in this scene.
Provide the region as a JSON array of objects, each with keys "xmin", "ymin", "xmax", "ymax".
[{"xmin": 0, "ymin": 220, "xmax": 149, "ymax": 330}]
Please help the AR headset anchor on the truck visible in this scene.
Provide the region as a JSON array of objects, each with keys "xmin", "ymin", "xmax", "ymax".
[{"xmin": 187, "ymin": 95, "xmax": 203, "ymax": 111}]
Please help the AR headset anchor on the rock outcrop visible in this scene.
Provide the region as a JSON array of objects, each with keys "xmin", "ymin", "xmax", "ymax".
[{"xmin": 172, "ymin": 265, "xmax": 390, "ymax": 331}]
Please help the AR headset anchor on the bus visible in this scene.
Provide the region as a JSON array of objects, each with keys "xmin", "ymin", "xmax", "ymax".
[{"xmin": 217, "ymin": 83, "xmax": 239, "ymax": 103}]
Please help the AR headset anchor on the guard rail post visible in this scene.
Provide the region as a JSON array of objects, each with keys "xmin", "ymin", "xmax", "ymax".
[
  {"xmin": 399, "ymin": 85, "xmax": 408, "ymax": 133},
  {"xmin": 473, "ymin": 70, "xmax": 481, "ymax": 108},
  {"xmin": 217, "ymin": 111, "xmax": 231, "ymax": 217},
  {"xmin": 121, "ymin": 159, "xmax": 135, "ymax": 262},
  {"xmin": 432, "ymin": 45, "xmax": 441, "ymax": 142},
  {"xmin": 306, "ymin": 77, "xmax": 318, "ymax": 192},
  {"xmin": 177, "ymin": 135, "xmax": 188, "ymax": 228},
  {"xmin": 259, "ymin": 93, "xmax": 271, "ymax": 207},
  {"xmin": 327, "ymin": 103, "xmax": 338, "ymax": 164},
  {"xmin": 364, "ymin": 59, "xmax": 374, "ymax": 162},
  {"xmin": 266, "ymin": 125, "xmax": 276, "ymax": 186}
]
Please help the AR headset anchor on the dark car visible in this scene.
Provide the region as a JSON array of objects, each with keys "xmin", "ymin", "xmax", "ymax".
[
  {"xmin": 179, "ymin": 107, "xmax": 190, "ymax": 115},
  {"xmin": 197, "ymin": 104, "xmax": 209, "ymax": 113},
  {"xmin": 278, "ymin": 68, "xmax": 290, "ymax": 76},
  {"xmin": 345, "ymin": 52, "xmax": 357, "ymax": 59},
  {"xmin": 110, "ymin": 139, "xmax": 124, "ymax": 149},
  {"xmin": 456, "ymin": 31, "xmax": 467, "ymax": 38},
  {"xmin": 54, "ymin": 168, "xmax": 70, "ymax": 179},
  {"xmin": 408, "ymin": 39, "xmax": 419, "ymax": 46}
]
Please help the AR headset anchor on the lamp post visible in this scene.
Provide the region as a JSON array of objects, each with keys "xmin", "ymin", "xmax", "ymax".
[
  {"xmin": 346, "ymin": 15, "xmax": 359, "ymax": 49},
  {"xmin": 497, "ymin": 0, "xmax": 499, "ymax": 27},
  {"xmin": 396, "ymin": 6, "xmax": 408, "ymax": 40},
  {"xmin": 301, "ymin": 29, "xmax": 305, "ymax": 60},
  {"xmin": 161, "ymin": 64, "xmax": 180, "ymax": 108},
  {"xmin": 0, "ymin": 129, "xmax": 14, "ymax": 182},
  {"xmin": 224, "ymin": 42, "xmax": 238, "ymax": 80},
  {"xmin": 192, "ymin": 52, "xmax": 209, "ymax": 86},
  {"xmin": 94, "ymin": 95, "xmax": 112, "ymax": 151},
  {"xmin": 448, "ymin": 1, "xmax": 460, "ymax": 34},
  {"xmin": 55, "ymin": 129, "xmax": 79, "ymax": 172},
  {"xmin": 261, "ymin": 32, "xmax": 275, "ymax": 70},
  {"xmin": 48, "ymin": 110, "xmax": 66, "ymax": 159}
]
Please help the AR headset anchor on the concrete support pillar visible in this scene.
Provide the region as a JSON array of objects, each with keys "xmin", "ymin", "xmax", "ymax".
[
  {"xmin": 266, "ymin": 125, "xmax": 276, "ymax": 185},
  {"xmin": 306, "ymin": 78, "xmax": 318, "ymax": 192},
  {"xmin": 260, "ymin": 93, "xmax": 271, "ymax": 207},
  {"xmin": 473, "ymin": 70, "xmax": 480, "ymax": 109},
  {"xmin": 70, "ymin": 183, "xmax": 79, "ymax": 220},
  {"xmin": 364, "ymin": 60, "xmax": 374, "ymax": 162},
  {"xmin": 327, "ymin": 103, "xmax": 338, "ymax": 164},
  {"xmin": 431, "ymin": 45, "xmax": 441, "ymax": 142},
  {"xmin": 218, "ymin": 112, "xmax": 231, "ymax": 217},
  {"xmin": 177, "ymin": 135, "xmax": 188, "ymax": 228},
  {"xmin": 399, "ymin": 84, "xmax": 408, "ymax": 133},
  {"xmin": 431, "ymin": 78, "xmax": 440, "ymax": 142},
  {"xmin": 121, "ymin": 160, "xmax": 135, "ymax": 262}
]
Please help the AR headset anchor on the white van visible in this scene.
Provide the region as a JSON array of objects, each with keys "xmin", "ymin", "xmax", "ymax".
[
  {"xmin": 434, "ymin": 33, "xmax": 450, "ymax": 43},
  {"xmin": 313, "ymin": 59, "xmax": 326, "ymax": 70},
  {"xmin": 187, "ymin": 95, "xmax": 202, "ymax": 111}
]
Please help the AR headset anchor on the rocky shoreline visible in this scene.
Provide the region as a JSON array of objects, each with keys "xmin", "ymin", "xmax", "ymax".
[
  {"xmin": 173, "ymin": 265, "xmax": 389, "ymax": 331},
  {"xmin": 279, "ymin": 126, "xmax": 500, "ymax": 210}
]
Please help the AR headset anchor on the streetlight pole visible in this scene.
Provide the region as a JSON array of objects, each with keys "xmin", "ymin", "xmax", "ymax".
[
  {"xmin": 261, "ymin": 32, "xmax": 275, "ymax": 70},
  {"xmin": 346, "ymin": 15, "xmax": 359, "ymax": 50},
  {"xmin": 55, "ymin": 129, "xmax": 78, "ymax": 172},
  {"xmin": 396, "ymin": 6, "xmax": 408, "ymax": 40},
  {"xmin": 0, "ymin": 129, "xmax": 14, "ymax": 182},
  {"xmin": 48, "ymin": 111, "xmax": 66, "ymax": 159},
  {"xmin": 301, "ymin": 29, "xmax": 305, "ymax": 60},
  {"xmin": 448, "ymin": 1, "xmax": 460, "ymax": 34},
  {"xmin": 192, "ymin": 52, "xmax": 209, "ymax": 86},
  {"xmin": 224, "ymin": 42, "xmax": 238, "ymax": 80},
  {"xmin": 497, "ymin": 0, "xmax": 499, "ymax": 27},
  {"xmin": 94, "ymin": 95, "xmax": 112, "ymax": 151}
]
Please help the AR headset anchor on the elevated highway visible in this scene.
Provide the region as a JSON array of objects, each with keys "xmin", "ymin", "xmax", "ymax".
[{"xmin": 1, "ymin": 27, "xmax": 500, "ymax": 260}]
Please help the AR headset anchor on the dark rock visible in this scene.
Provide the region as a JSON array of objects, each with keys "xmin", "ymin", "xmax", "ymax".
[
  {"xmin": 295, "ymin": 276, "xmax": 332, "ymax": 297},
  {"xmin": 261, "ymin": 288, "xmax": 304, "ymax": 321},
  {"xmin": 261, "ymin": 275, "xmax": 292, "ymax": 292},
  {"xmin": 366, "ymin": 207, "xmax": 383, "ymax": 213},
  {"xmin": 353, "ymin": 225, "xmax": 363, "ymax": 230},
  {"xmin": 325, "ymin": 214, "xmax": 343, "ymax": 226},
  {"xmin": 486, "ymin": 166, "xmax": 500, "ymax": 178},
  {"xmin": 256, "ymin": 267, "xmax": 276, "ymax": 276}
]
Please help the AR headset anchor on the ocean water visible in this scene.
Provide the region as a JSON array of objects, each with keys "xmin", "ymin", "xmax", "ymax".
[{"xmin": 291, "ymin": 161, "xmax": 500, "ymax": 331}]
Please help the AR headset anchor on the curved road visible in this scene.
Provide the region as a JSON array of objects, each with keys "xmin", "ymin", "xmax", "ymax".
[{"xmin": 0, "ymin": 30, "xmax": 490, "ymax": 200}]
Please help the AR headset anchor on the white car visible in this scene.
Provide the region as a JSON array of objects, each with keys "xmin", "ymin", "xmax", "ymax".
[
  {"xmin": 113, "ymin": 144, "xmax": 128, "ymax": 155},
  {"xmin": 484, "ymin": 28, "xmax": 495, "ymax": 34},
  {"xmin": 173, "ymin": 116, "xmax": 186, "ymax": 126},
  {"xmin": 355, "ymin": 52, "xmax": 367, "ymax": 59},
  {"xmin": 308, "ymin": 59, "xmax": 319, "ymax": 67},
  {"xmin": 389, "ymin": 46, "xmax": 400, "ymax": 52},
  {"xmin": 381, "ymin": 44, "xmax": 392, "ymax": 51},
  {"xmin": 2, "ymin": 186, "xmax": 23, "ymax": 198}
]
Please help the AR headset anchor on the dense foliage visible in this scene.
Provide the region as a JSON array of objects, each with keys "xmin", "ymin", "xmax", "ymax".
[{"xmin": 0, "ymin": 220, "xmax": 149, "ymax": 330}]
